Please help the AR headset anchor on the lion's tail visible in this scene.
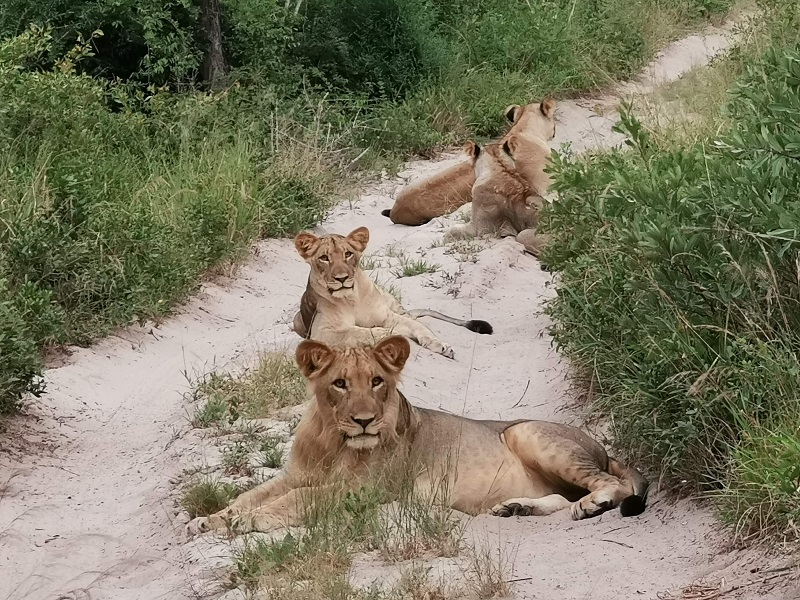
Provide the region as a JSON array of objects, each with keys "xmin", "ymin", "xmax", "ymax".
[
  {"xmin": 608, "ymin": 458, "xmax": 649, "ymax": 517},
  {"xmin": 381, "ymin": 209, "xmax": 392, "ymax": 218},
  {"xmin": 407, "ymin": 309, "xmax": 493, "ymax": 335}
]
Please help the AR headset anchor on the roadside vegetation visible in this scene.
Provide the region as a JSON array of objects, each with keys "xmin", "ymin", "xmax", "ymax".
[
  {"xmin": 542, "ymin": 0, "xmax": 800, "ymax": 546},
  {"xmin": 0, "ymin": 0, "xmax": 733, "ymax": 413}
]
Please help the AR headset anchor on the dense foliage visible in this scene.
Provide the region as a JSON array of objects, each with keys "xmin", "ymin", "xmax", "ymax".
[{"xmin": 543, "ymin": 32, "xmax": 800, "ymax": 540}]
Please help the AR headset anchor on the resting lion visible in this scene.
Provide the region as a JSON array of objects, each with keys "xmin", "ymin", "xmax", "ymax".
[
  {"xmin": 186, "ymin": 336, "xmax": 649, "ymax": 536},
  {"xmin": 291, "ymin": 226, "xmax": 492, "ymax": 359},
  {"xmin": 380, "ymin": 97, "xmax": 556, "ymax": 226},
  {"xmin": 444, "ymin": 99, "xmax": 557, "ymax": 256},
  {"xmin": 381, "ymin": 148, "xmax": 476, "ymax": 226}
]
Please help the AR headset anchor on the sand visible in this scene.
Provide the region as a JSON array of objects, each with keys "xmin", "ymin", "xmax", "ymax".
[{"xmin": 1, "ymin": 11, "xmax": 797, "ymax": 600}]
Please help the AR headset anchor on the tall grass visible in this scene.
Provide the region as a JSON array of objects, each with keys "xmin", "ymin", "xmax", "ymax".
[{"xmin": 542, "ymin": 0, "xmax": 800, "ymax": 543}]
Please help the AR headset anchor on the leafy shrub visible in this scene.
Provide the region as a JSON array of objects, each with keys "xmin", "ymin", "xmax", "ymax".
[{"xmin": 543, "ymin": 45, "xmax": 800, "ymax": 539}]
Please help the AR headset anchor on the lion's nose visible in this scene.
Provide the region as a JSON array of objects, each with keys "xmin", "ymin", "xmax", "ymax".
[
  {"xmin": 334, "ymin": 275, "xmax": 349, "ymax": 283},
  {"xmin": 352, "ymin": 416, "xmax": 375, "ymax": 430}
]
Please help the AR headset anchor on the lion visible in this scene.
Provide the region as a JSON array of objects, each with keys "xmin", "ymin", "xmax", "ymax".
[
  {"xmin": 381, "ymin": 152, "xmax": 476, "ymax": 226},
  {"xmin": 291, "ymin": 226, "xmax": 492, "ymax": 360},
  {"xmin": 186, "ymin": 336, "xmax": 649, "ymax": 536},
  {"xmin": 444, "ymin": 100, "xmax": 556, "ymax": 257},
  {"xmin": 380, "ymin": 97, "xmax": 556, "ymax": 226}
]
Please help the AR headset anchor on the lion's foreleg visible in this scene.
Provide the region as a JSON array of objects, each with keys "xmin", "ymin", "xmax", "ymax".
[
  {"xmin": 385, "ymin": 315, "xmax": 454, "ymax": 359},
  {"xmin": 186, "ymin": 475, "xmax": 293, "ymax": 535}
]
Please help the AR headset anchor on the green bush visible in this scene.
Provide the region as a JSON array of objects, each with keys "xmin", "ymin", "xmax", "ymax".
[{"xmin": 543, "ymin": 45, "xmax": 800, "ymax": 540}]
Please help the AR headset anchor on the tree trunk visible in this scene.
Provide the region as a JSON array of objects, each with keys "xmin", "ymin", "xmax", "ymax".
[{"xmin": 200, "ymin": 0, "xmax": 229, "ymax": 89}]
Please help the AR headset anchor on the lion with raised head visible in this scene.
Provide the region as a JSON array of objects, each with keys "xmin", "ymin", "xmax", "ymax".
[
  {"xmin": 187, "ymin": 336, "xmax": 649, "ymax": 536},
  {"xmin": 291, "ymin": 226, "xmax": 492, "ymax": 360},
  {"xmin": 444, "ymin": 99, "xmax": 557, "ymax": 256}
]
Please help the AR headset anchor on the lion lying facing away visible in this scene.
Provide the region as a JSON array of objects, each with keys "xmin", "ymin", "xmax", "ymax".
[
  {"xmin": 381, "ymin": 155, "xmax": 475, "ymax": 226},
  {"xmin": 444, "ymin": 99, "xmax": 557, "ymax": 256},
  {"xmin": 291, "ymin": 226, "xmax": 492, "ymax": 359},
  {"xmin": 187, "ymin": 336, "xmax": 649, "ymax": 536},
  {"xmin": 381, "ymin": 98, "xmax": 556, "ymax": 227}
]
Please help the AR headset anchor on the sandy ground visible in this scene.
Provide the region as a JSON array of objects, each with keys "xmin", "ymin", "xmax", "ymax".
[{"xmin": 2, "ymin": 12, "xmax": 798, "ymax": 600}]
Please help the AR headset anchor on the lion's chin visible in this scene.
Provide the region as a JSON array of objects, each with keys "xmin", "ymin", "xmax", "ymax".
[{"xmin": 345, "ymin": 435, "xmax": 379, "ymax": 450}]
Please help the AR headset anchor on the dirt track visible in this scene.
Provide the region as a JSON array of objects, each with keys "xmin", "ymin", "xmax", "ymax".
[{"xmin": 2, "ymin": 12, "xmax": 796, "ymax": 600}]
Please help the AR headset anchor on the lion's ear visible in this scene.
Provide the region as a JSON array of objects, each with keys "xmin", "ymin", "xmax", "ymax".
[
  {"xmin": 502, "ymin": 135, "xmax": 519, "ymax": 157},
  {"xmin": 296, "ymin": 340, "xmax": 335, "ymax": 378},
  {"xmin": 346, "ymin": 227, "xmax": 370, "ymax": 253},
  {"xmin": 504, "ymin": 104, "xmax": 521, "ymax": 123},
  {"xmin": 463, "ymin": 140, "xmax": 481, "ymax": 160},
  {"xmin": 540, "ymin": 98, "xmax": 556, "ymax": 118},
  {"xmin": 295, "ymin": 231, "xmax": 320, "ymax": 260},
  {"xmin": 373, "ymin": 336, "xmax": 411, "ymax": 374}
]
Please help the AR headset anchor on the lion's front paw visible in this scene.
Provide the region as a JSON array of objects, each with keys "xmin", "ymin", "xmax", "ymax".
[
  {"xmin": 490, "ymin": 501, "xmax": 532, "ymax": 518},
  {"xmin": 422, "ymin": 338, "xmax": 455, "ymax": 359},
  {"xmin": 186, "ymin": 516, "xmax": 211, "ymax": 536}
]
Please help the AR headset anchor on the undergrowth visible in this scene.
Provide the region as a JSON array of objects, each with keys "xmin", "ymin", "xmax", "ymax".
[
  {"xmin": 542, "ymin": 0, "xmax": 800, "ymax": 544},
  {"xmin": 193, "ymin": 351, "xmax": 307, "ymax": 423}
]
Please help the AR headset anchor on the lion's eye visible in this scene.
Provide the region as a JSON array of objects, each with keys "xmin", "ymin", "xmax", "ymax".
[
  {"xmin": 345, "ymin": 251, "xmax": 353, "ymax": 259},
  {"xmin": 372, "ymin": 376, "xmax": 384, "ymax": 387},
  {"xmin": 332, "ymin": 379, "xmax": 346, "ymax": 389},
  {"xmin": 319, "ymin": 255, "xmax": 329, "ymax": 262}
]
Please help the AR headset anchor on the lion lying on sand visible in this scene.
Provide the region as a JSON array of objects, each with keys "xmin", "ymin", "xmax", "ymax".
[
  {"xmin": 381, "ymin": 98, "xmax": 556, "ymax": 227},
  {"xmin": 187, "ymin": 336, "xmax": 649, "ymax": 535},
  {"xmin": 444, "ymin": 99, "xmax": 556, "ymax": 256},
  {"xmin": 291, "ymin": 226, "xmax": 492, "ymax": 360}
]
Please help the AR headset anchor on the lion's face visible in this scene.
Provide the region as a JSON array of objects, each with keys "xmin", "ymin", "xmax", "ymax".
[
  {"xmin": 503, "ymin": 97, "xmax": 557, "ymax": 141},
  {"xmin": 296, "ymin": 336, "xmax": 411, "ymax": 451},
  {"xmin": 294, "ymin": 227, "xmax": 370, "ymax": 297}
]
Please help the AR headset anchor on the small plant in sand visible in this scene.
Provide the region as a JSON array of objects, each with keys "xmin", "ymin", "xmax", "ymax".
[
  {"xmin": 444, "ymin": 240, "xmax": 482, "ymax": 264},
  {"xmin": 222, "ymin": 440, "xmax": 253, "ymax": 476},
  {"xmin": 194, "ymin": 351, "xmax": 306, "ymax": 421},
  {"xmin": 393, "ymin": 258, "xmax": 441, "ymax": 279},
  {"xmin": 182, "ymin": 479, "xmax": 241, "ymax": 518},
  {"xmin": 257, "ymin": 435, "xmax": 285, "ymax": 469},
  {"xmin": 360, "ymin": 254, "xmax": 382, "ymax": 270},
  {"xmin": 191, "ymin": 395, "xmax": 229, "ymax": 428}
]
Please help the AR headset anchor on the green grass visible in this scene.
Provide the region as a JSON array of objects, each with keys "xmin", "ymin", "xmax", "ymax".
[
  {"xmin": 541, "ymin": 3, "xmax": 800, "ymax": 544},
  {"xmin": 392, "ymin": 259, "xmax": 441, "ymax": 279},
  {"xmin": 182, "ymin": 479, "xmax": 242, "ymax": 519},
  {"xmin": 194, "ymin": 351, "xmax": 307, "ymax": 422},
  {"xmin": 257, "ymin": 435, "xmax": 285, "ymax": 469}
]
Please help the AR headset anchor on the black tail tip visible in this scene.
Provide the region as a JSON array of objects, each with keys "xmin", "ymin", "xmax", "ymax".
[
  {"xmin": 381, "ymin": 209, "xmax": 391, "ymax": 218},
  {"xmin": 466, "ymin": 320, "xmax": 493, "ymax": 335},
  {"xmin": 619, "ymin": 495, "xmax": 646, "ymax": 517}
]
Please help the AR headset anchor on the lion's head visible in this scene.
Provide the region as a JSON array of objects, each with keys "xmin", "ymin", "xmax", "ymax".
[
  {"xmin": 294, "ymin": 227, "xmax": 370, "ymax": 297},
  {"xmin": 295, "ymin": 336, "xmax": 412, "ymax": 451},
  {"xmin": 503, "ymin": 97, "xmax": 557, "ymax": 141}
]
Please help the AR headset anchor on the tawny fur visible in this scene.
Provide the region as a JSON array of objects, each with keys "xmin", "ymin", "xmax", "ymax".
[
  {"xmin": 381, "ymin": 97, "xmax": 556, "ymax": 227},
  {"xmin": 291, "ymin": 227, "xmax": 491, "ymax": 360},
  {"xmin": 384, "ymin": 159, "xmax": 475, "ymax": 226},
  {"xmin": 186, "ymin": 337, "xmax": 649, "ymax": 535},
  {"xmin": 446, "ymin": 98, "xmax": 557, "ymax": 256}
]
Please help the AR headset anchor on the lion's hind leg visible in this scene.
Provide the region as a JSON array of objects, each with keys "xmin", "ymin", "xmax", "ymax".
[
  {"xmin": 491, "ymin": 494, "xmax": 571, "ymax": 517},
  {"xmin": 503, "ymin": 422, "xmax": 641, "ymax": 521}
]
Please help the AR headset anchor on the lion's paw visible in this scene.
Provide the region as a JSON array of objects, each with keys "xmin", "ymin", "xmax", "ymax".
[
  {"xmin": 186, "ymin": 516, "xmax": 210, "ymax": 536},
  {"xmin": 491, "ymin": 502, "xmax": 532, "ymax": 518}
]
